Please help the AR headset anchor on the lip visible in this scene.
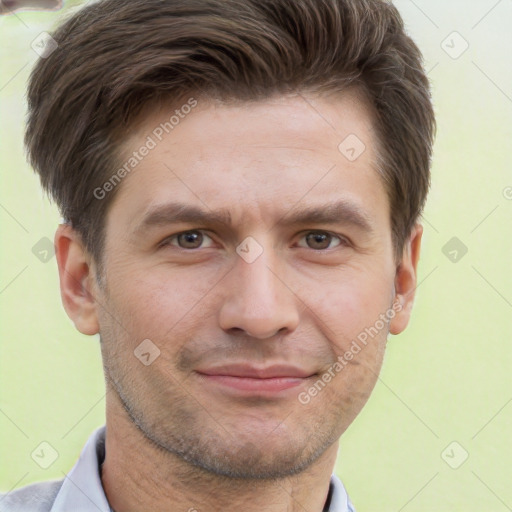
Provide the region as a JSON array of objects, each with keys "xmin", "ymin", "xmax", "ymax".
[
  {"xmin": 196, "ymin": 363, "xmax": 315, "ymax": 379},
  {"xmin": 195, "ymin": 364, "xmax": 316, "ymax": 395}
]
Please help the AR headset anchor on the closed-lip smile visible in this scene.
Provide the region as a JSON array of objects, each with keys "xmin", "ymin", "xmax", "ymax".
[{"xmin": 195, "ymin": 364, "xmax": 316, "ymax": 394}]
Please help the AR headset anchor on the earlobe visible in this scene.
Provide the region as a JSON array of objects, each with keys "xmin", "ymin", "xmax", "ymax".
[
  {"xmin": 389, "ymin": 223, "xmax": 423, "ymax": 335},
  {"xmin": 54, "ymin": 224, "xmax": 100, "ymax": 335}
]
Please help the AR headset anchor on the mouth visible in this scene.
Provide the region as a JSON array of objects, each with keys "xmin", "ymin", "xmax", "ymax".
[{"xmin": 195, "ymin": 364, "xmax": 317, "ymax": 395}]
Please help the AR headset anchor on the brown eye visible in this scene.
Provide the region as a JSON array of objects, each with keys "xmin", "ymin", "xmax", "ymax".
[
  {"xmin": 176, "ymin": 231, "xmax": 203, "ymax": 249},
  {"xmin": 299, "ymin": 231, "xmax": 343, "ymax": 250},
  {"xmin": 163, "ymin": 230, "xmax": 215, "ymax": 250}
]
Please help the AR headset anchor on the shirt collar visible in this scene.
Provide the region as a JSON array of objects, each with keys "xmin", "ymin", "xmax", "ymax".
[
  {"xmin": 50, "ymin": 426, "xmax": 110, "ymax": 512},
  {"xmin": 51, "ymin": 426, "xmax": 355, "ymax": 512}
]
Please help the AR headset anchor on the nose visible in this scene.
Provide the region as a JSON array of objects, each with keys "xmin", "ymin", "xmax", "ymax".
[{"xmin": 218, "ymin": 244, "xmax": 300, "ymax": 339}]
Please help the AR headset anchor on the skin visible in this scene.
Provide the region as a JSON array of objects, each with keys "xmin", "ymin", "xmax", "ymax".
[
  {"xmin": 55, "ymin": 89, "xmax": 422, "ymax": 512},
  {"xmin": 0, "ymin": 0, "xmax": 62, "ymax": 14}
]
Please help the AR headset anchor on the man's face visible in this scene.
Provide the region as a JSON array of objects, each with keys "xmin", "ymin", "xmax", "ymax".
[{"xmin": 83, "ymin": 90, "xmax": 412, "ymax": 478}]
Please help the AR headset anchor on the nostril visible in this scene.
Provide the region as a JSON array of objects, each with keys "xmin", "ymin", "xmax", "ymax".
[{"xmin": 228, "ymin": 327, "xmax": 245, "ymax": 336}]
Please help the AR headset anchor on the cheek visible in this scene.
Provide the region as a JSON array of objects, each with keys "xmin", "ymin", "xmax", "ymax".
[
  {"xmin": 307, "ymin": 268, "xmax": 394, "ymax": 349},
  {"xmin": 106, "ymin": 265, "xmax": 222, "ymax": 341}
]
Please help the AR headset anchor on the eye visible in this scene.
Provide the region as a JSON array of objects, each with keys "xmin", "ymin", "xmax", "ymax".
[
  {"xmin": 297, "ymin": 230, "xmax": 347, "ymax": 250},
  {"xmin": 162, "ymin": 230, "xmax": 215, "ymax": 250}
]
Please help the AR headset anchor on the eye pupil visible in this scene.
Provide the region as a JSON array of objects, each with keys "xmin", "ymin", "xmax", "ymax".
[
  {"xmin": 178, "ymin": 231, "xmax": 203, "ymax": 248},
  {"xmin": 306, "ymin": 232, "xmax": 331, "ymax": 250}
]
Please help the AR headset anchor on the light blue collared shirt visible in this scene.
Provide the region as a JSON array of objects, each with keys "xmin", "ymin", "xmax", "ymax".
[{"xmin": 1, "ymin": 426, "xmax": 356, "ymax": 512}]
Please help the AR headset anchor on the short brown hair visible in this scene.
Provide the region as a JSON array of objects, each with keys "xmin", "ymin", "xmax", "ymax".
[{"xmin": 25, "ymin": 0, "xmax": 436, "ymax": 268}]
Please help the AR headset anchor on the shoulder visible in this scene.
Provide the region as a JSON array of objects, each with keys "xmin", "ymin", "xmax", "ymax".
[{"xmin": 0, "ymin": 479, "xmax": 64, "ymax": 512}]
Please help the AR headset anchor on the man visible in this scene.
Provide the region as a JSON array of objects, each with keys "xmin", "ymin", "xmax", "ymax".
[{"xmin": 1, "ymin": 0, "xmax": 435, "ymax": 510}]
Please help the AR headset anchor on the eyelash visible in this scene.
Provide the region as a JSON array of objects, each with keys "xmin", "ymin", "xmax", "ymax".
[{"xmin": 160, "ymin": 230, "xmax": 350, "ymax": 251}]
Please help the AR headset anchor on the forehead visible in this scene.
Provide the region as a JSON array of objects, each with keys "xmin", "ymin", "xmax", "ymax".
[{"xmin": 109, "ymin": 89, "xmax": 388, "ymax": 231}]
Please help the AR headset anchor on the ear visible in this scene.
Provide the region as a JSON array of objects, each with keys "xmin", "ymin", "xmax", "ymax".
[
  {"xmin": 54, "ymin": 224, "xmax": 100, "ymax": 335},
  {"xmin": 389, "ymin": 223, "xmax": 423, "ymax": 335}
]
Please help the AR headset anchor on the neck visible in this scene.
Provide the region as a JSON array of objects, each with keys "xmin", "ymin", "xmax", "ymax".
[{"xmin": 101, "ymin": 394, "xmax": 339, "ymax": 512}]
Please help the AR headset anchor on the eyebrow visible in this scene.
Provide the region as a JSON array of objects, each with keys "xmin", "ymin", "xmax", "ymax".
[
  {"xmin": 277, "ymin": 200, "xmax": 375, "ymax": 234},
  {"xmin": 133, "ymin": 199, "xmax": 375, "ymax": 235},
  {"xmin": 133, "ymin": 202, "xmax": 232, "ymax": 235}
]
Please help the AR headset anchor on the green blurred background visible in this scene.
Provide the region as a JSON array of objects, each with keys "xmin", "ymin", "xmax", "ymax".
[{"xmin": 1, "ymin": 1, "xmax": 511, "ymax": 510}]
